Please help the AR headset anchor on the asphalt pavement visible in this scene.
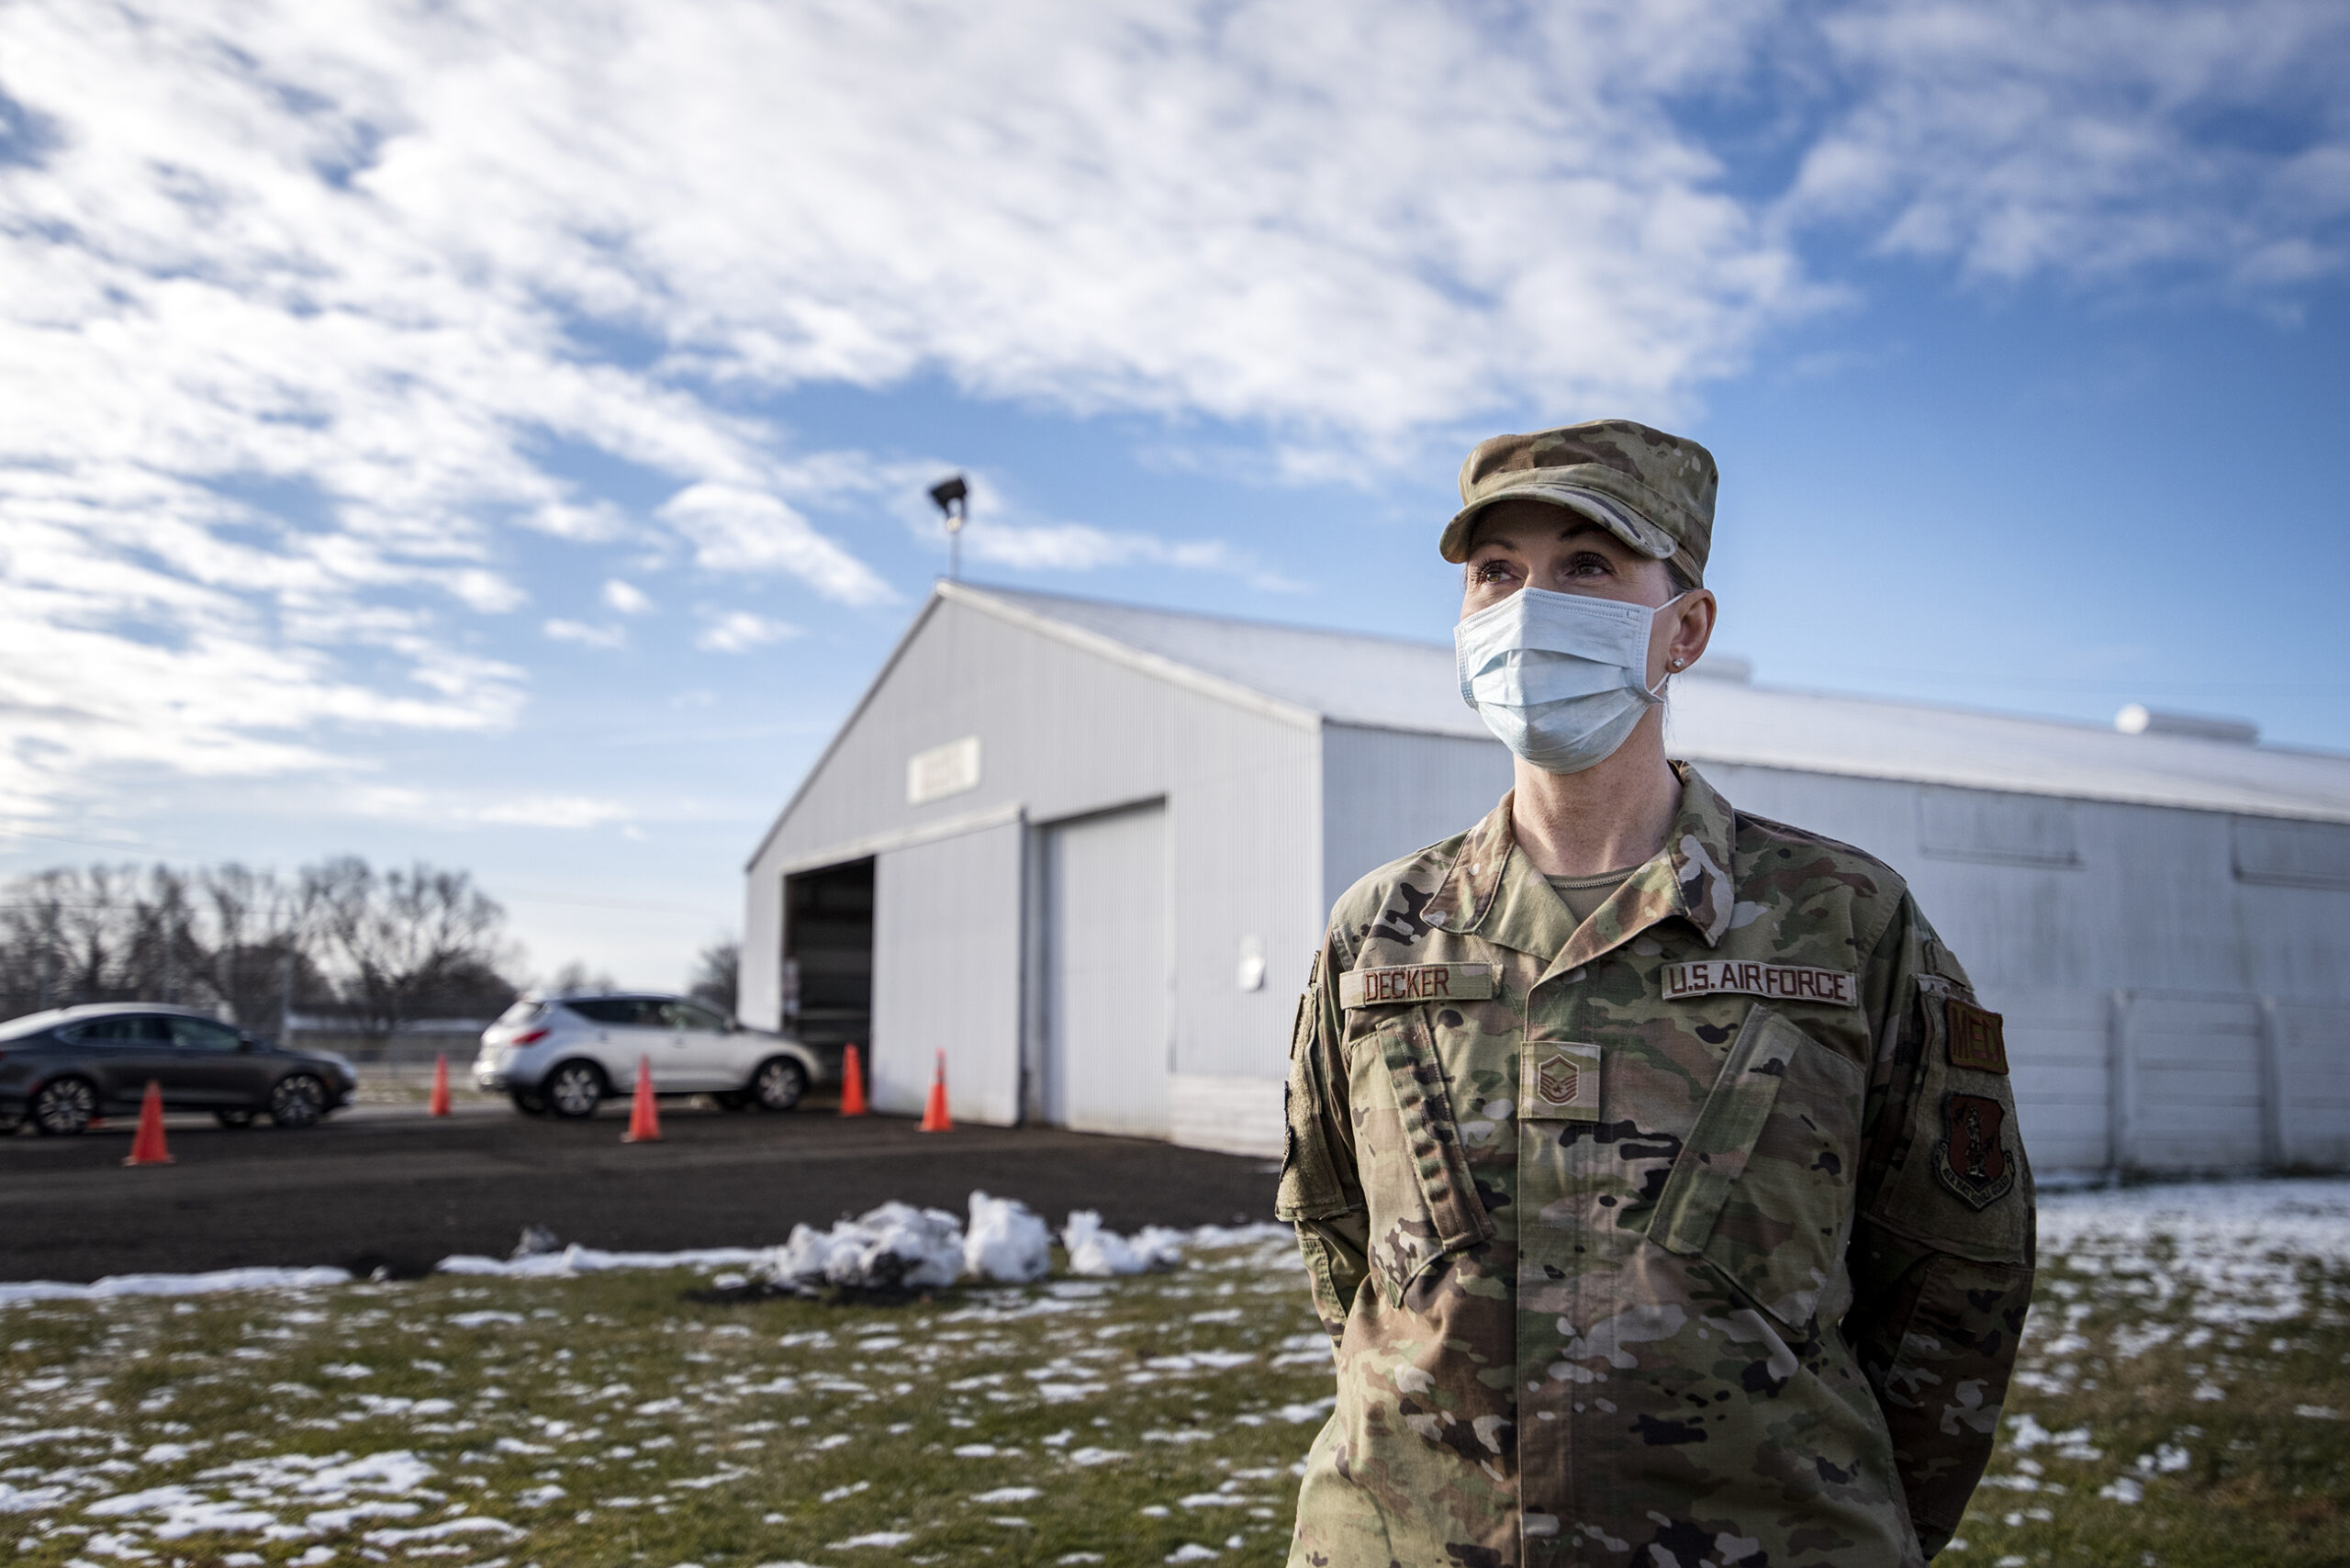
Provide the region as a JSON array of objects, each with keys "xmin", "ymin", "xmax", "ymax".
[{"xmin": 0, "ymin": 1102, "xmax": 1281, "ymax": 1283}]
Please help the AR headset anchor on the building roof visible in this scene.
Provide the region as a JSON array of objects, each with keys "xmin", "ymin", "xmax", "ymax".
[{"xmin": 950, "ymin": 582, "xmax": 2350, "ymax": 825}]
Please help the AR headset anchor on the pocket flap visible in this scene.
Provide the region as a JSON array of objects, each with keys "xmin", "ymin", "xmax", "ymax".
[{"xmin": 1648, "ymin": 1004, "xmax": 1803, "ymax": 1257}]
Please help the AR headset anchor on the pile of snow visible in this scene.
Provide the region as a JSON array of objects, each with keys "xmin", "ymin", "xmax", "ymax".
[
  {"xmin": 766, "ymin": 1202, "xmax": 968, "ymax": 1293},
  {"xmin": 965, "ymin": 1191, "xmax": 1052, "ymax": 1283},
  {"xmin": 1064, "ymin": 1210, "xmax": 1185, "ymax": 1276},
  {"xmin": 758, "ymin": 1197, "xmax": 1184, "ymax": 1292}
]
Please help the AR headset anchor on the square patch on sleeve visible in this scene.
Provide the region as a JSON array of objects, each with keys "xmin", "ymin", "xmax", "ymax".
[{"xmin": 1945, "ymin": 998, "xmax": 2009, "ymax": 1075}]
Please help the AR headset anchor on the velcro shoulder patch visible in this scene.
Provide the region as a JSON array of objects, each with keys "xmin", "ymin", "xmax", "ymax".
[
  {"xmin": 1339, "ymin": 962, "xmax": 1494, "ymax": 1011},
  {"xmin": 1945, "ymin": 998, "xmax": 2009, "ymax": 1074},
  {"xmin": 1660, "ymin": 959, "xmax": 1859, "ymax": 1008}
]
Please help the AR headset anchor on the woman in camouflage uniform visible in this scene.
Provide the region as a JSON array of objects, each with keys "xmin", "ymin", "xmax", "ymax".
[{"xmin": 1279, "ymin": 420, "xmax": 2034, "ymax": 1568}]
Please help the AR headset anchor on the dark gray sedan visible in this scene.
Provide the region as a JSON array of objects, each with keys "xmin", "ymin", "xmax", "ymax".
[{"xmin": 0, "ymin": 1004, "xmax": 357, "ymax": 1135}]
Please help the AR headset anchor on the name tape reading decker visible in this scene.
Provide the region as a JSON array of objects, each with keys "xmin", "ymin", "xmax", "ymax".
[
  {"xmin": 1338, "ymin": 963, "xmax": 1496, "ymax": 1011},
  {"xmin": 1661, "ymin": 959, "xmax": 1858, "ymax": 1008}
]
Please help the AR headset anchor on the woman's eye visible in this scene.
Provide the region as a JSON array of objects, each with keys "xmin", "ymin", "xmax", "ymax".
[
  {"xmin": 1564, "ymin": 554, "xmax": 1611, "ymax": 578},
  {"xmin": 1475, "ymin": 560, "xmax": 1514, "ymax": 583}
]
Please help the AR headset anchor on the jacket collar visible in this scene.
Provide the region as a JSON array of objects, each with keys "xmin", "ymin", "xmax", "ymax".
[{"xmin": 1424, "ymin": 763, "xmax": 1740, "ymax": 971}]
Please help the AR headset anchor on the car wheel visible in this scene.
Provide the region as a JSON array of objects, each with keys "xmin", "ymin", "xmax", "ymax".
[
  {"xmin": 748, "ymin": 1057, "xmax": 809, "ymax": 1113},
  {"xmin": 267, "ymin": 1073, "xmax": 329, "ymax": 1129},
  {"xmin": 215, "ymin": 1109, "xmax": 256, "ymax": 1129},
  {"xmin": 509, "ymin": 1087, "xmax": 550, "ymax": 1116},
  {"xmin": 30, "ymin": 1078, "xmax": 98, "ymax": 1137},
  {"xmin": 544, "ymin": 1060, "xmax": 605, "ymax": 1119}
]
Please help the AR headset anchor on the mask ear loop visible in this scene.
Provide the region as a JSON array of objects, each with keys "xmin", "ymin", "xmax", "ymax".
[{"xmin": 1643, "ymin": 590, "xmax": 1692, "ymax": 701}]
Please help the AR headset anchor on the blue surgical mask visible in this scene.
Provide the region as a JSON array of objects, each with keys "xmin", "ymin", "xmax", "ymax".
[{"xmin": 1454, "ymin": 587, "xmax": 1684, "ymax": 774}]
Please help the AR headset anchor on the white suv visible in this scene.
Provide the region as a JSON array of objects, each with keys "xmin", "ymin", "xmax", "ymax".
[{"xmin": 474, "ymin": 994, "xmax": 823, "ymax": 1119}]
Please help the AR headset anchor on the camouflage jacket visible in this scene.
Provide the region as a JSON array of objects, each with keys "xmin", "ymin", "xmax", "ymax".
[{"xmin": 1278, "ymin": 766, "xmax": 2034, "ymax": 1567}]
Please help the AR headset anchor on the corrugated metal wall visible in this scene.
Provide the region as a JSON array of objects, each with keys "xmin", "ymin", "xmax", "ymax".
[
  {"xmin": 747, "ymin": 601, "xmax": 2349, "ymax": 1172},
  {"xmin": 744, "ymin": 595, "xmax": 1320, "ymax": 1129},
  {"xmin": 868, "ymin": 821, "xmax": 1024, "ymax": 1122},
  {"xmin": 1320, "ymin": 724, "xmax": 1513, "ymax": 913},
  {"xmin": 1040, "ymin": 801, "xmax": 1170, "ymax": 1137},
  {"xmin": 1706, "ymin": 762, "xmax": 2350, "ymax": 1175}
]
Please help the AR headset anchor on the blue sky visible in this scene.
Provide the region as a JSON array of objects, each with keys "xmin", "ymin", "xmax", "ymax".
[{"xmin": 4, "ymin": 1, "xmax": 2348, "ymax": 987}]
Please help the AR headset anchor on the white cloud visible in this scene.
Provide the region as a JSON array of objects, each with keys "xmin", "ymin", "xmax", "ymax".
[
  {"xmin": 658, "ymin": 484, "xmax": 889, "ymax": 604},
  {"xmin": 603, "ymin": 578, "xmax": 655, "ymax": 615},
  {"xmin": 543, "ymin": 618, "xmax": 627, "ymax": 649},
  {"xmin": 347, "ymin": 786, "xmax": 632, "ymax": 829},
  {"xmin": 695, "ymin": 611, "xmax": 801, "ymax": 655},
  {"xmin": 1791, "ymin": 1, "xmax": 2350, "ymax": 291},
  {"xmin": 473, "ymin": 796, "xmax": 634, "ymax": 830},
  {"xmin": 2, "ymin": 0, "xmax": 2341, "ymax": 825}
]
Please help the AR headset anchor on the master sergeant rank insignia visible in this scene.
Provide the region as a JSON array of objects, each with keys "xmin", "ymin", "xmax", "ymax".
[{"xmin": 1522, "ymin": 1041, "xmax": 1601, "ymax": 1123}]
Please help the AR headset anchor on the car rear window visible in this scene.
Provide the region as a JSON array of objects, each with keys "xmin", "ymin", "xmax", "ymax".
[{"xmin": 496, "ymin": 1000, "xmax": 545, "ymax": 1026}]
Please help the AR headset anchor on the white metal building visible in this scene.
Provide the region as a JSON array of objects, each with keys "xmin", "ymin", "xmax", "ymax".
[{"xmin": 743, "ymin": 582, "xmax": 2350, "ymax": 1177}]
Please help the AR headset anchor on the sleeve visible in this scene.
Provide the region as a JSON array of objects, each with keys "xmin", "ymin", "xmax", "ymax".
[
  {"xmin": 1844, "ymin": 895, "xmax": 2037, "ymax": 1559},
  {"xmin": 1275, "ymin": 932, "xmax": 1369, "ymax": 1346}
]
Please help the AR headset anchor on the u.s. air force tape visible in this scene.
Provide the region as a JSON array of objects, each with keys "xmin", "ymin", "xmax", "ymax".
[
  {"xmin": 1661, "ymin": 959, "xmax": 1859, "ymax": 1008},
  {"xmin": 1338, "ymin": 962, "xmax": 1495, "ymax": 1010}
]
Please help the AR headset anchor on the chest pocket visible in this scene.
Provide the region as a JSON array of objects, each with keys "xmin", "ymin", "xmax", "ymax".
[
  {"xmin": 1349, "ymin": 1004, "xmax": 1493, "ymax": 1304},
  {"xmin": 1645, "ymin": 1003, "xmax": 1863, "ymax": 1332}
]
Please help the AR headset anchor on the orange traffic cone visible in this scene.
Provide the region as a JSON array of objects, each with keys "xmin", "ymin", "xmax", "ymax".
[
  {"xmin": 839, "ymin": 1044, "xmax": 868, "ymax": 1117},
  {"xmin": 621, "ymin": 1055, "xmax": 661, "ymax": 1143},
  {"xmin": 123, "ymin": 1080, "xmax": 173, "ymax": 1167},
  {"xmin": 919, "ymin": 1049, "xmax": 952, "ymax": 1133},
  {"xmin": 429, "ymin": 1054, "xmax": 452, "ymax": 1117}
]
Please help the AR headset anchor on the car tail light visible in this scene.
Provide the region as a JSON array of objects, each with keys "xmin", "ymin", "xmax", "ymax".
[{"xmin": 511, "ymin": 1027, "xmax": 549, "ymax": 1045}]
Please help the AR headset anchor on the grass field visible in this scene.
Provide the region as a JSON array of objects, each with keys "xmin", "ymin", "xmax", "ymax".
[{"xmin": 3, "ymin": 1182, "xmax": 2347, "ymax": 1567}]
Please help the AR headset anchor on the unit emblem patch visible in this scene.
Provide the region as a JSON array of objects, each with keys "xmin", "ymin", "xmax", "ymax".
[
  {"xmin": 1522, "ymin": 1041, "xmax": 1601, "ymax": 1122},
  {"xmin": 1946, "ymin": 998, "xmax": 2009, "ymax": 1074},
  {"xmin": 1933, "ymin": 1092, "xmax": 2017, "ymax": 1210}
]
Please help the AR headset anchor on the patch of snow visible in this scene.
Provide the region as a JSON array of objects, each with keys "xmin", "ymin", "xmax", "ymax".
[
  {"xmin": 1063, "ymin": 1212, "xmax": 1184, "ymax": 1276},
  {"xmin": 0, "ymin": 1268, "xmax": 351, "ymax": 1306},
  {"xmin": 435, "ymin": 1246, "xmax": 767, "ymax": 1280}
]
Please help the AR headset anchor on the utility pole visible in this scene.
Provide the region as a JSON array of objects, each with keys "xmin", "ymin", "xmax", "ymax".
[{"xmin": 929, "ymin": 475, "xmax": 969, "ymax": 581}]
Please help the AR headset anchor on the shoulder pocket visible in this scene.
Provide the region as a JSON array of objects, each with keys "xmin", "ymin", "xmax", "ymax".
[
  {"xmin": 1867, "ymin": 980, "xmax": 2033, "ymax": 1266},
  {"xmin": 1647, "ymin": 1003, "xmax": 1865, "ymax": 1331},
  {"xmin": 1276, "ymin": 971, "xmax": 1352, "ymax": 1223},
  {"xmin": 1353, "ymin": 1005, "xmax": 1492, "ymax": 1305}
]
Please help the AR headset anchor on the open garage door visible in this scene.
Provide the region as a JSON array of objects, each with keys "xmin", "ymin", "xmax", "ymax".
[
  {"xmin": 1042, "ymin": 801, "xmax": 1170, "ymax": 1137},
  {"xmin": 869, "ymin": 821, "xmax": 1024, "ymax": 1124}
]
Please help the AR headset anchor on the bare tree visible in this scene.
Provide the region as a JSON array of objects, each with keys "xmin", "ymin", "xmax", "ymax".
[
  {"xmin": 689, "ymin": 939, "xmax": 739, "ymax": 1017},
  {"xmin": 306, "ymin": 858, "xmax": 515, "ymax": 1031},
  {"xmin": 0, "ymin": 856, "xmax": 520, "ymax": 1032},
  {"xmin": 549, "ymin": 959, "xmax": 619, "ymax": 996}
]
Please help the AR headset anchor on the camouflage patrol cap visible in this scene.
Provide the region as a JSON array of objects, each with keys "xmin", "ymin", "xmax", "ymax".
[{"xmin": 1441, "ymin": 419, "xmax": 1718, "ymax": 586}]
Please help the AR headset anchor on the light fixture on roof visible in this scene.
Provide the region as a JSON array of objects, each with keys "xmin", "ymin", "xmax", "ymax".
[
  {"xmin": 929, "ymin": 475, "xmax": 970, "ymax": 583},
  {"xmin": 2115, "ymin": 703, "xmax": 2259, "ymax": 745}
]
